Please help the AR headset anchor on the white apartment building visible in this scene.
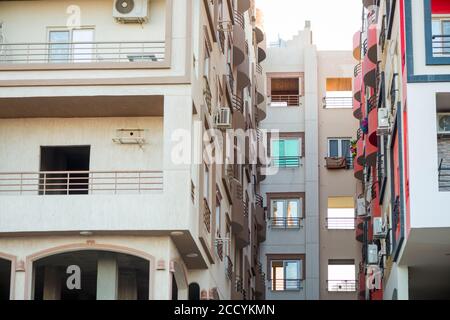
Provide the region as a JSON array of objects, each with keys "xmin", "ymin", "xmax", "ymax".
[
  {"xmin": 0, "ymin": 0, "xmax": 267, "ymax": 300},
  {"xmin": 260, "ymin": 23, "xmax": 360, "ymax": 300}
]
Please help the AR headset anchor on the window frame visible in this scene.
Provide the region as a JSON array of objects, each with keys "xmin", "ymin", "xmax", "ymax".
[
  {"xmin": 269, "ymin": 259, "xmax": 303, "ymax": 292},
  {"xmin": 270, "ymin": 138, "xmax": 302, "ymax": 168},
  {"xmin": 327, "ymin": 138, "xmax": 352, "ymax": 158},
  {"xmin": 47, "ymin": 27, "xmax": 95, "ymax": 63},
  {"xmin": 270, "ymin": 198, "xmax": 303, "ymax": 229}
]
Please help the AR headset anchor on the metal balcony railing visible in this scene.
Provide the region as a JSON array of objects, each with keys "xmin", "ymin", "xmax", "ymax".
[
  {"xmin": 327, "ymin": 280, "xmax": 357, "ymax": 292},
  {"xmin": 225, "ymin": 256, "xmax": 233, "ymax": 281},
  {"xmin": 354, "ymin": 62, "xmax": 362, "ymax": 77},
  {"xmin": 0, "ymin": 170, "xmax": 163, "ymax": 195},
  {"xmin": 326, "ymin": 217, "xmax": 356, "ymax": 230},
  {"xmin": 432, "ymin": 35, "xmax": 450, "ymax": 57},
  {"xmin": 0, "ymin": 41, "xmax": 165, "ymax": 64},
  {"xmin": 255, "ymin": 194, "xmax": 264, "ymax": 207},
  {"xmin": 271, "ymin": 156, "xmax": 301, "ymax": 168},
  {"xmin": 269, "ymin": 217, "xmax": 302, "ymax": 229},
  {"xmin": 270, "ymin": 279, "xmax": 302, "ymax": 291},
  {"xmin": 227, "ymin": 63, "xmax": 235, "ymax": 91},
  {"xmin": 270, "ymin": 95, "xmax": 301, "ymax": 107},
  {"xmin": 203, "ymin": 198, "xmax": 212, "ymax": 233},
  {"xmin": 256, "ymin": 63, "xmax": 262, "ymax": 74},
  {"xmin": 234, "ymin": 10, "xmax": 245, "ymax": 29},
  {"xmin": 438, "ymin": 159, "xmax": 450, "ymax": 191},
  {"xmin": 203, "ymin": 77, "xmax": 213, "ymax": 114},
  {"xmin": 323, "ymin": 96, "xmax": 353, "ymax": 108}
]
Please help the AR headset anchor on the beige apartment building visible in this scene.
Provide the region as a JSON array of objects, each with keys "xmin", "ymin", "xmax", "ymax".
[
  {"xmin": 259, "ymin": 23, "xmax": 360, "ymax": 300},
  {"xmin": 0, "ymin": 0, "xmax": 267, "ymax": 300}
]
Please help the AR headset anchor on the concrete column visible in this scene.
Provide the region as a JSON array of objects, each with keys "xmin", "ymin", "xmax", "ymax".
[
  {"xmin": 96, "ymin": 254, "xmax": 118, "ymax": 300},
  {"xmin": 43, "ymin": 266, "xmax": 61, "ymax": 300},
  {"xmin": 396, "ymin": 266, "xmax": 409, "ymax": 300},
  {"xmin": 13, "ymin": 270, "xmax": 26, "ymax": 300},
  {"xmin": 118, "ymin": 271, "xmax": 137, "ymax": 300}
]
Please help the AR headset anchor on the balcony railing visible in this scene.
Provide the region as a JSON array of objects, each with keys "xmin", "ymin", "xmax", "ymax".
[
  {"xmin": 270, "ymin": 279, "xmax": 302, "ymax": 291},
  {"xmin": 203, "ymin": 198, "xmax": 212, "ymax": 233},
  {"xmin": 438, "ymin": 159, "xmax": 450, "ymax": 191},
  {"xmin": 323, "ymin": 96, "xmax": 353, "ymax": 108},
  {"xmin": 225, "ymin": 256, "xmax": 233, "ymax": 281},
  {"xmin": 0, "ymin": 41, "xmax": 165, "ymax": 64},
  {"xmin": 270, "ymin": 95, "xmax": 301, "ymax": 107},
  {"xmin": 0, "ymin": 170, "xmax": 163, "ymax": 195},
  {"xmin": 432, "ymin": 35, "xmax": 450, "ymax": 57},
  {"xmin": 325, "ymin": 157, "xmax": 354, "ymax": 169},
  {"xmin": 203, "ymin": 77, "xmax": 213, "ymax": 114},
  {"xmin": 327, "ymin": 280, "xmax": 357, "ymax": 292},
  {"xmin": 271, "ymin": 156, "xmax": 302, "ymax": 168},
  {"xmin": 256, "ymin": 63, "xmax": 263, "ymax": 74},
  {"xmin": 269, "ymin": 217, "xmax": 302, "ymax": 229},
  {"xmin": 326, "ymin": 217, "xmax": 355, "ymax": 230}
]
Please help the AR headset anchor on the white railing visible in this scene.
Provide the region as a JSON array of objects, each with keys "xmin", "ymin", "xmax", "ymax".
[
  {"xmin": 327, "ymin": 280, "xmax": 357, "ymax": 292},
  {"xmin": 0, "ymin": 41, "xmax": 165, "ymax": 64},
  {"xmin": 0, "ymin": 170, "xmax": 163, "ymax": 195},
  {"xmin": 326, "ymin": 217, "xmax": 355, "ymax": 230}
]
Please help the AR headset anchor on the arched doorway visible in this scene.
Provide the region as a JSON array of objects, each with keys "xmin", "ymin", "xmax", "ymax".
[
  {"xmin": 188, "ymin": 283, "xmax": 200, "ymax": 300},
  {"xmin": 32, "ymin": 250, "xmax": 150, "ymax": 300},
  {"xmin": 0, "ymin": 258, "xmax": 12, "ymax": 300}
]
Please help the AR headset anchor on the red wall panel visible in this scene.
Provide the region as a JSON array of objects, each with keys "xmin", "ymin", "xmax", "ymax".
[{"xmin": 432, "ymin": 0, "xmax": 450, "ymax": 14}]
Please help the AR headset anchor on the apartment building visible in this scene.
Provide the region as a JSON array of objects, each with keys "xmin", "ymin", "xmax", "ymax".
[
  {"xmin": 259, "ymin": 23, "xmax": 359, "ymax": 300},
  {"xmin": 0, "ymin": 0, "xmax": 268, "ymax": 300},
  {"xmin": 352, "ymin": 0, "xmax": 450, "ymax": 300}
]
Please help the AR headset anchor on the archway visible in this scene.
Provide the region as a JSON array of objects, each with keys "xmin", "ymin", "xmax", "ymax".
[
  {"xmin": 32, "ymin": 250, "xmax": 150, "ymax": 300},
  {"xmin": 0, "ymin": 257, "xmax": 12, "ymax": 300}
]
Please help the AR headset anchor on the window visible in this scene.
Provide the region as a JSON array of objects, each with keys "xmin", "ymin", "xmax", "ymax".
[
  {"xmin": 324, "ymin": 78, "xmax": 352, "ymax": 108},
  {"xmin": 270, "ymin": 77, "xmax": 301, "ymax": 107},
  {"xmin": 432, "ymin": 14, "xmax": 450, "ymax": 56},
  {"xmin": 271, "ymin": 260, "xmax": 303, "ymax": 291},
  {"xmin": 328, "ymin": 138, "xmax": 351, "ymax": 158},
  {"xmin": 203, "ymin": 42, "xmax": 210, "ymax": 79},
  {"xmin": 327, "ymin": 260, "xmax": 356, "ymax": 292},
  {"xmin": 425, "ymin": 0, "xmax": 450, "ymax": 62},
  {"xmin": 48, "ymin": 28, "xmax": 94, "ymax": 63},
  {"xmin": 327, "ymin": 197, "xmax": 355, "ymax": 230},
  {"xmin": 270, "ymin": 198, "xmax": 302, "ymax": 228},
  {"xmin": 271, "ymin": 138, "xmax": 301, "ymax": 167}
]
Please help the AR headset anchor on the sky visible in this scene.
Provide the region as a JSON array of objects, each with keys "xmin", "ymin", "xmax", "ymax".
[{"xmin": 256, "ymin": 0, "xmax": 362, "ymax": 51}]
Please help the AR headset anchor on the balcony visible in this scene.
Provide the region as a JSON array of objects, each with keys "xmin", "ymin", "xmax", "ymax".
[
  {"xmin": 255, "ymin": 26, "xmax": 265, "ymax": 45},
  {"xmin": 354, "ymin": 131, "xmax": 364, "ymax": 181},
  {"xmin": 327, "ymin": 280, "xmax": 357, "ymax": 292},
  {"xmin": 269, "ymin": 217, "xmax": 302, "ymax": 229},
  {"xmin": 353, "ymin": 98, "xmax": 363, "ymax": 120},
  {"xmin": 0, "ymin": 170, "xmax": 163, "ymax": 195},
  {"xmin": 270, "ymin": 95, "xmax": 301, "ymax": 107},
  {"xmin": 353, "ymin": 31, "xmax": 361, "ymax": 60},
  {"xmin": 258, "ymin": 46, "xmax": 267, "ymax": 64},
  {"xmin": 325, "ymin": 157, "xmax": 354, "ymax": 170},
  {"xmin": 255, "ymin": 263, "xmax": 266, "ymax": 299},
  {"xmin": 237, "ymin": 55, "xmax": 250, "ymax": 91},
  {"xmin": 368, "ymin": 95, "xmax": 379, "ymax": 147},
  {"xmin": 326, "ymin": 217, "xmax": 355, "ymax": 230},
  {"xmin": 269, "ymin": 279, "xmax": 302, "ymax": 291},
  {"xmin": 231, "ymin": 275, "xmax": 245, "ymax": 300},
  {"xmin": 232, "ymin": 95, "xmax": 246, "ymax": 130},
  {"xmin": 203, "ymin": 198, "xmax": 212, "ymax": 234},
  {"xmin": 363, "ymin": 0, "xmax": 378, "ymax": 9},
  {"xmin": 271, "ymin": 156, "xmax": 302, "ymax": 168},
  {"xmin": 233, "ymin": 10, "xmax": 246, "ymax": 67},
  {"xmin": 355, "ymin": 217, "xmax": 365, "ymax": 242},
  {"xmin": 353, "ymin": 63, "xmax": 362, "ymax": 103},
  {"xmin": 237, "ymin": 0, "xmax": 251, "ymax": 13},
  {"xmin": 323, "ymin": 96, "xmax": 353, "ymax": 108},
  {"xmin": 236, "ymin": 204, "xmax": 250, "ymax": 249},
  {"xmin": 362, "ymin": 25, "xmax": 378, "ymax": 88},
  {"xmin": 230, "ymin": 179, "xmax": 245, "ymax": 232},
  {"xmin": 0, "ymin": 41, "xmax": 165, "ymax": 68},
  {"xmin": 225, "ymin": 256, "xmax": 233, "ymax": 281}
]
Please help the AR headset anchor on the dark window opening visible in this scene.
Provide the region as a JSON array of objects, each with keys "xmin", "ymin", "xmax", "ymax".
[
  {"xmin": 39, "ymin": 146, "xmax": 90, "ymax": 195},
  {"xmin": 0, "ymin": 258, "xmax": 11, "ymax": 300},
  {"xmin": 188, "ymin": 283, "xmax": 200, "ymax": 300},
  {"xmin": 171, "ymin": 274, "xmax": 178, "ymax": 300},
  {"xmin": 270, "ymin": 78, "xmax": 300, "ymax": 106}
]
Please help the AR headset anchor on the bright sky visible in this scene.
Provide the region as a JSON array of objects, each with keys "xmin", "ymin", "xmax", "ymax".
[{"xmin": 256, "ymin": 0, "xmax": 362, "ymax": 50}]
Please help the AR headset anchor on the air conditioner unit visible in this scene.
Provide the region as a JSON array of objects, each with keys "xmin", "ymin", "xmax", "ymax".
[
  {"xmin": 437, "ymin": 113, "xmax": 450, "ymax": 135},
  {"xmin": 113, "ymin": 0, "xmax": 149, "ymax": 23},
  {"xmin": 367, "ymin": 244, "xmax": 378, "ymax": 265},
  {"xmin": 373, "ymin": 217, "xmax": 385, "ymax": 239},
  {"xmin": 214, "ymin": 107, "xmax": 232, "ymax": 129},
  {"xmin": 377, "ymin": 107, "xmax": 390, "ymax": 135},
  {"xmin": 356, "ymin": 197, "xmax": 366, "ymax": 216}
]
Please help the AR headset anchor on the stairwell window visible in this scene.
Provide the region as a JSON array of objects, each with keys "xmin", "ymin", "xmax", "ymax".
[
  {"xmin": 327, "ymin": 197, "xmax": 355, "ymax": 230},
  {"xmin": 327, "ymin": 260, "xmax": 357, "ymax": 292},
  {"xmin": 270, "ymin": 260, "xmax": 303, "ymax": 291},
  {"xmin": 270, "ymin": 199, "xmax": 302, "ymax": 229},
  {"xmin": 327, "ymin": 138, "xmax": 352, "ymax": 169},
  {"xmin": 271, "ymin": 138, "xmax": 301, "ymax": 168},
  {"xmin": 323, "ymin": 78, "xmax": 352, "ymax": 108}
]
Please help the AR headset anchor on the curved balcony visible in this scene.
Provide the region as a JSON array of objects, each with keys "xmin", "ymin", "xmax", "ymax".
[
  {"xmin": 353, "ymin": 63, "xmax": 362, "ymax": 102},
  {"xmin": 356, "ymin": 130, "xmax": 365, "ymax": 166},
  {"xmin": 353, "ymin": 98, "xmax": 362, "ymax": 120},
  {"xmin": 232, "ymin": 94, "xmax": 245, "ymax": 130},
  {"xmin": 354, "ymin": 160, "xmax": 364, "ymax": 181},
  {"xmin": 355, "ymin": 217, "xmax": 365, "ymax": 242},
  {"xmin": 366, "ymin": 25, "xmax": 378, "ymax": 64},
  {"xmin": 237, "ymin": 55, "xmax": 250, "ymax": 91},
  {"xmin": 353, "ymin": 31, "xmax": 361, "ymax": 60},
  {"xmin": 363, "ymin": 0, "xmax": 378, "ymax": 9},
  {"xmin": 363, "ymin": 49, "xmax": 377, "ymax": 89},
  {"xmin": 256, "ymin": 102, "xmax": 266, "ymax": 122},
  {"xmin": 233, "ymin": 11, "xmax": 246, "ymax": 67},
  {"xmin": 258, "ymin": 46, "xmax": 266, "ymax": 63},
  {"xmin": 368, "ymin": 95, "xmax": 378, "ymax": 147},
  {"xmin": 237, "ymin": 0, "xmax": 251, "ymax": 13},
  {"xmin": 255, "ymin": 26, "xmax": 264, "ymax": 44},
  {"xmin": 365, "ymin": 134, "xmax": 378, "ymax": 167},
  {"xmin": 231, "ymin": 179, "xmax": 245, "ymax": 234}
]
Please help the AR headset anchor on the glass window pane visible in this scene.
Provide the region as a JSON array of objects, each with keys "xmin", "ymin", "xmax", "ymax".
[
  {"xmin": 284, "ymin": 139, "xmax": 299, "ymax": 156},
  {"xmin": 285, "ymin": 261, "xmax": 300, "ymax": 289},
  {"xmin": 49, "ymin": 31, "xmax": 70, "ymax": 62},
  {"xmin": 329, "ymin": 140, "xmax": 339, "ymax": 157},
  {"xmin": 72, "ymin": 29, "xmax": 94, "ymax": 63},
  {"xmin": 342, "ymin": 140, "xmax": 351, "ymax": 158}
]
